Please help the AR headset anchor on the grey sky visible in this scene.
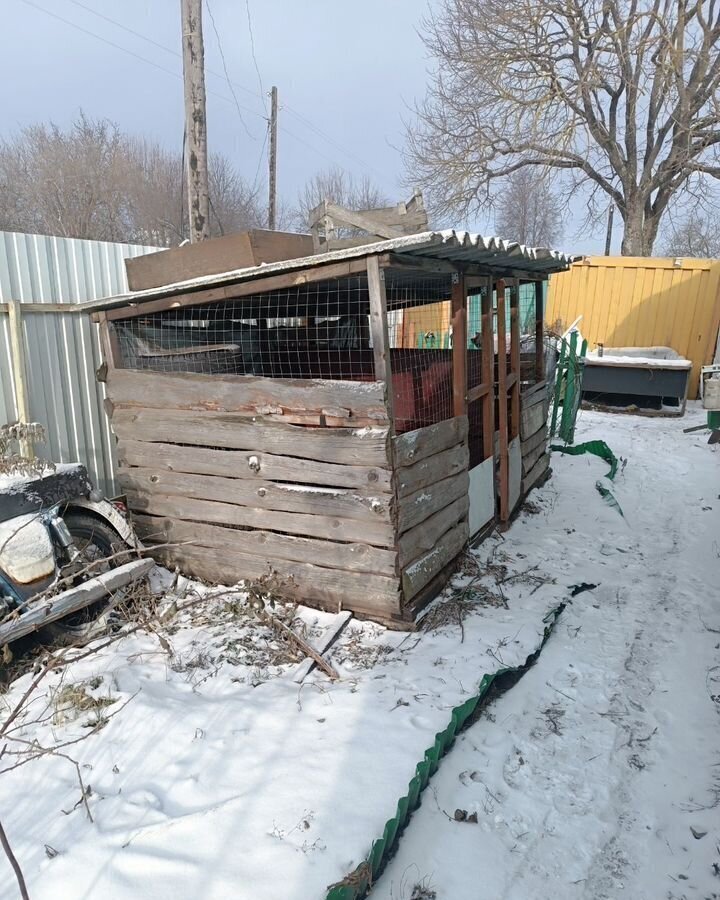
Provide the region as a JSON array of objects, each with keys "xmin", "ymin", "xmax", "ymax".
[{"xmin": 5, "ymin": 0, "xmax": 609, "ymax": 253}]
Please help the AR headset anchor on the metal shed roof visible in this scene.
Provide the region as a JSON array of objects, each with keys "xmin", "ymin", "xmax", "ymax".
[{"xmin": 86, "ymin": 230, "xmax": 576, "ymax": 313}]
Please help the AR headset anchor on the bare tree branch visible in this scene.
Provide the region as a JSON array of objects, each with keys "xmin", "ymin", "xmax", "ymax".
[
  {"xmin": 0, "ymin": 819, "xmax": 30, "ymax": 900},
  {"xmin": 404, "ymin": 0, "xmax": 720, "ymax": 254}
]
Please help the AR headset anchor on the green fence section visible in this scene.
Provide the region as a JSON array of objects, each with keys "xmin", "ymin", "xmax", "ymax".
[
  {"xmin": 325, "ymin": 602, "xmax": 566, "ymax": 900},
  {"xmin": 549, "ymin": 330, "xmax": 588, "ymax": 444}
]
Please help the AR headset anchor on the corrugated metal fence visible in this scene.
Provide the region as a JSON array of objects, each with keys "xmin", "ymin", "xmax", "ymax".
[
  {"xmin": 547, "ymin": 256, "xmax": 720, "ymax": 398},
  {"xmin": 0, "ymin": 230, "xmax": 158, "ymax": 493}
]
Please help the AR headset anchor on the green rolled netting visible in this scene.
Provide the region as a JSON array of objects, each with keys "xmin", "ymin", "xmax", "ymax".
[
  {"xmin": 325, "ymin": 602, "xmax": 566, "ymax": 900},
  {"xmin": 550, "ymin": 440, "xmax": 624, "ymax": 516}
]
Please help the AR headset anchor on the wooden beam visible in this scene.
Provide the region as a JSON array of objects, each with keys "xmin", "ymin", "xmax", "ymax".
[
  {"xmin": 366, "ymin": 255, "xmax": 393, "ymax": 425},
  {"xmin": 496, "ymin": 279, "xmax": 509, "ymax": 522},
  {"xmin": 292, "ymin": 611, "xmax": 353, "ymax": 683},
  {"xmin": 0, "ymin": 558, "xmax": 154, "ymax": 645},
  {"xmin": 310, "ymin": 201, "xmax": 406, "ymax": 239},
  {"xmin": 102, "ymin": 257, "xmax": 371, "ymax": 322},
  {"xmin": 7, "ymin": 301, "xmax": 32, "ymax": 458},
  {"xmin": 96, "ymin": 311, "xmax": 120, "ymax": 371},
  {"xmin": 105, "ymin": 368, "xmax": 388, "ymax": 420},
  {"xmin": 480, "ymin": 277, "xmax": 495, "ymax": 463},
  {"xmin": 535, "ymin": 279, "xmax": 545, "ymax": 382},
  {"xmin": 509, "ymin": 277, "xmax": 521, "ymax": 441},
  {"xmin": 451, "ymin": 273, "xmax": 467, "ymax": 417},
  {"xmin": 467, "ymin": 382, "xmax": 490, "ymax": 404},
  {"xmin": 0, "ymin": 302, "xmax": 86, "ymax": 314}
]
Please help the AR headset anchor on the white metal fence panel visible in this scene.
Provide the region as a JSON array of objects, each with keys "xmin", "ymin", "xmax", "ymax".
[{"xmin": 0, "ymin": 230, "xmax": 159, "ymax": 494}]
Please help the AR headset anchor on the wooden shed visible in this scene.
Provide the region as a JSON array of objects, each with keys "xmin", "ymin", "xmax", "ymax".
[{"xmin": 92, "ymin": 231, "xmax": 572, "ymax": 626}]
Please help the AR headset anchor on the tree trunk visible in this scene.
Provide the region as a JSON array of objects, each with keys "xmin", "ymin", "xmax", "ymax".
[
  {"xmin": 620, "ymin": 201, "xmax": 658, "ymax": 256},
  {"xmin": 620, "ymin": 211, "xmax": 645, "ymax": 255}
]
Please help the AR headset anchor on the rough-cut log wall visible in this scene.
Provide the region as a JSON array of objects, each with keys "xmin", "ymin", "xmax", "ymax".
[
  {"xmin": 106, "ymin": 369, "xmax": 403, "ymax": 621},
  {"xmin": 393, "ymin": 417, "xmax": 470, "ymax": 614},
  {"xmin": 520, "ymin": 382, "xmax": 550, "ymax": 496}
]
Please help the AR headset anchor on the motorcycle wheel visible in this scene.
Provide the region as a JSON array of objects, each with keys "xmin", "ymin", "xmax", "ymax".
[{"xmin": 43, "ymin": 512, "xmax": 127, "ymax": 645}]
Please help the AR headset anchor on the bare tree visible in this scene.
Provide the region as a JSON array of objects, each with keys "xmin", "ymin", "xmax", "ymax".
[
  {"xmin": 207, "ymin": 153, "xmax": 264, "ymax": 237},
  {"xmin": 293, "ymin": 166, "xmax": 389, "ymax": 234},
  {"xmin": 660, "ymin": 206, "xmax": 720, "ymax": 257},
  {"xmin": 405, "ymin": 0, "xmax": 720, "ymax": 256},
  {"xmin": 494, "ymin": 170, "xmax": 563, "ymax": 246},
  {"xmin": 0, "ymin": 114, "xmax": 265, "ymax": 246},
  {"xmin": 0, "ymin": 113, "xmax": 134, "ymax": 241}
]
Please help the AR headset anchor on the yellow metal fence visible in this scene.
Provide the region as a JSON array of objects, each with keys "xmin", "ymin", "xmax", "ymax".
[{"xmin": 546, "ymin": 256, "xmax": 720, "ymax": 398}]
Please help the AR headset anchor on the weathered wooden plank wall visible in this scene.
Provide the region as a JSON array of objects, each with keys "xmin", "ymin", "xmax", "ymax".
[
  {"xmin": 106, "ymin": 369, "xmax": 403, "ymax": 621},
  {"xmin": 393, "ymin": 416, "xmax": 470, "ymax": 613},
  {"xmin": 519, "ymin": 382, "xmax": 550, "ymax": 496}
]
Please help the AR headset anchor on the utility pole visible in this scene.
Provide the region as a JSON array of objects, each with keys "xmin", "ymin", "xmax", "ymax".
[
  {"xmin": 604, "ymin": 205, "xmax": 614, "ymax": 255},
  {"xmin": 181, "ymin": 0, "xmax": 210, "ymax": 242},
  {"xmin": 268, "ymin": 85, "xmax": 278, "ymax": 231}
]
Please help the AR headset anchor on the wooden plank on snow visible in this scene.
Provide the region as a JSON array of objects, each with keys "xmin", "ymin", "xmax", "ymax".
[
  {"xmin": 0, "ymin": 558, "xmax": 154, "ymax": 645},
  {"xmin": 292, "ymin": 611, "xmax": 353, "ymax": 683}
]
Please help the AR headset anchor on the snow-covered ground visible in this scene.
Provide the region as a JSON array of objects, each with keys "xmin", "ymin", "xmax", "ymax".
[
  {"xmin": 0, "ymin": 406, "xmax": 717, "ymax": 900},
  {"xmin": 376, "ymin": 405, "xmax": 720, "ymax": 900}
]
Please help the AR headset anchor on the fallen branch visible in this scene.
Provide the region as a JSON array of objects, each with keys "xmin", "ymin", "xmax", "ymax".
[
  {"xmin": 0, "ymin": 818, "xmax": 30, "ymax": 900},
  {"xmin": 264, "ymin": 612, "xmax": 339, "ymax": 680},
  {"xmin": 293, "ymin": 611, "xmax": 352, "ymax": 683}
]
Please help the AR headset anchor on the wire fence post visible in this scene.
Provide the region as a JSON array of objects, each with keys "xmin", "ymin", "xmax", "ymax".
[{"xmin": 7, "ymin": 301, "xmax": 33, "ymax": 459}]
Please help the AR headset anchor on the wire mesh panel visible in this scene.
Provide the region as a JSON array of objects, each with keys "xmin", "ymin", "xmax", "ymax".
[
  {"xmin": 114, "ymin": 276, "xmax": 377, "ymax": 381},
  {"xmin": 386, "ymin": 272, "xmax": 455, "ymax": 433}
]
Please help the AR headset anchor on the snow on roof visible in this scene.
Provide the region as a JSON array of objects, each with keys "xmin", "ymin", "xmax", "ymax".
[{"xmin": 84, "ymin": 229, "xmax": 577, "ymax": 313}]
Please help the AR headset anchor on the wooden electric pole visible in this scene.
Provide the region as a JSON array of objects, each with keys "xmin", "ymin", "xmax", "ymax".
[
  {"xmin": 181, "ymin": 0, "xmax": 210, "ymax": 242},
  {"xmin": 268, "ymin": 86, "xmax": 278, "ymax": 231},
  {"xmin": 604, "ymin": 205, "xmax": 614, "ymax": 255}
]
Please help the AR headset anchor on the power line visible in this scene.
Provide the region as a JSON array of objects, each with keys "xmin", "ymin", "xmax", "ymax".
[
  {"xmin": 204, "ymin": 0, "xmax": 256, "ymax": 140},
  {"xmin": 57, "ymin": 0, "xmax": 384, "ymax": 180},
  {"xmin": 245, "ymin": 0, "xmax": 267, "ymax": 115},
  {"xmin": 19, "ymin": 0, "xmax": 264, "ymax": 121},
  {"xmin": 21, "ymin": 0, "xmax": 385, "ymax": 182}
]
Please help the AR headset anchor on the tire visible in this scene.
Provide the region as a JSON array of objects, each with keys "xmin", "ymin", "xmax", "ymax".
[{"xmin": 43, "ymin": 513, "xmax": 128, "ymax": 645}]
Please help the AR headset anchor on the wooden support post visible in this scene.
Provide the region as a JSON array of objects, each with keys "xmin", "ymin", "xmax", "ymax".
[
  {"xmin": 480, "ymin": 277, "xmax": 494, "ymax": 462},
  {"xmin": 496, "ymin": 279, "xmax": 509, "ymax": 522},
  {"xmin": 509, "ymin": 278, "xmax": 521, "ymax": 441},
  {"xmin": 96, "ymin": 311, "xmax": 120, "ymax": 371},
  {"xmin": 451, "ymin": 272, "xmax": 467, "ymax": 417},
  {"xmin": 7, "ymin": 301, "xmax": 33, "ymax": 459},
  {"xmin": 268, "ymin": 85, "xmax": 278, "ymax": 231},
  {"xmin": 181, "ymin": 0, "xmax": 210, "ymax": 243},
  {"xmin": 535, "ymin": 280, "xmax": 545, "ymax": 382},
  {"xmin": 367, "ymin": 256, "xmax": 394, "ymax": 425}
]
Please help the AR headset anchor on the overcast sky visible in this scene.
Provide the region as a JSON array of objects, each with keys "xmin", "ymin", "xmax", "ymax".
[{"xmin": 5, "ymin": 0, "xmax": 610, "ymax": 253}]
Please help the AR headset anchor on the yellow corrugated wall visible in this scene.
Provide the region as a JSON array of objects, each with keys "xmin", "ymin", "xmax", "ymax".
[{"xmin": 546, "ymin": 257, "xmax": 720, "ymax": 398}]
